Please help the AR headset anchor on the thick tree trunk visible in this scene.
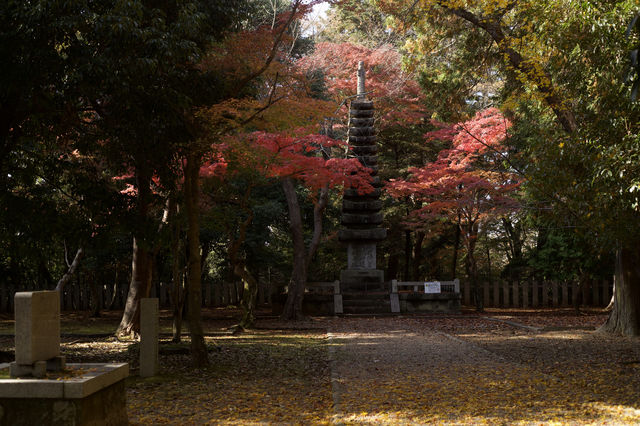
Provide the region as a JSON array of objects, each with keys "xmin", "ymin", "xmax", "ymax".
[
  {"xmin": 117, "ymin": 169, "xmax": 154, "ymax": 337},
  {"xmin": 184, "ymin": 152, "xmax": 209, "ymax": 367},
  {"xmin": 117, "ymin": 237, "xmax": 152, "ymax": 337},
  {"xmin": 598, "ymin": 247, "xmax": 640, "ymax": 336},
  {"xmin": 280, "ymin": 178, "xmax": 307, "ymax": 320}
]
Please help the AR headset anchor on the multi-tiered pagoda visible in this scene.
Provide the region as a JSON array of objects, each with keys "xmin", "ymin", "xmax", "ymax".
[{"xmin": 338, "ymin": 62, "xmax": 386, "ymax": 292}]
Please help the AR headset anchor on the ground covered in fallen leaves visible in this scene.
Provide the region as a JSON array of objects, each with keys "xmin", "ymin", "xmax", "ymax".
[{"xmin": 1, "ymin": 307, "xmax": 639, "ymax": 424}]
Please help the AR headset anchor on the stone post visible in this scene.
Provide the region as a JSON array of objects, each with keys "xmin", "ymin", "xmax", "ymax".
[
  {"xmin": 140, "ymin": 298, "xmax": 159, "ymax": 377},
  {"xmin": 10, "ymin": 291, "xmax": 65, "ymax": 378}
]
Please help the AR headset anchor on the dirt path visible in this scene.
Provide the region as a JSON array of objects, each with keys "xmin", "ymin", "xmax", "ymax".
[{"xmin": 328, "ymin": 317, "xmax": 640, "ymax": 424}]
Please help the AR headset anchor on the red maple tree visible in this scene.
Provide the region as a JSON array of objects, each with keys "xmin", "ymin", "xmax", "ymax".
[
  {"xmin": 200, "ymin": 127, "xmax": 374, "ymax": 322},
  {"xmin": 388, "ymin": 108, "xmax": 520, "ymax": 309},
  {"xmin": 299, "ymin": 42, "xmax": 426, "ymax": 128}
]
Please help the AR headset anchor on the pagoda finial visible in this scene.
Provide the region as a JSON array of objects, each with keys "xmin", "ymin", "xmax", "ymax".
[{"xmin": 357, "ymin": 61, "xmax": 365, "ymax": 99}]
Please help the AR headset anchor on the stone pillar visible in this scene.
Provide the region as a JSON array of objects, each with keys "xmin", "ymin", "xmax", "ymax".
[
  {"xmin": 10, "ymin": 291, "xmax": 65, "ymax": 378},
  {"xmin": 140, "ymin": 298, "xmax": 159, "ymax": 377},
  {"xmin": 339, "ymin": 62, "xmax": 386, "ymax": 292}
]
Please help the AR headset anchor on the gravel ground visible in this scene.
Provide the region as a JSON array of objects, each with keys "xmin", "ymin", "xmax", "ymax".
[{"xmin": 326, "ymin": 316, "xmax": 640, "ymax": 424}]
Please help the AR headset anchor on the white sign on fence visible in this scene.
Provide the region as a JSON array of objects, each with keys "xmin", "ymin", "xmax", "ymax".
[{"xmin": 424, "ymin": 281, "xmax": 441, "ymax": 294}]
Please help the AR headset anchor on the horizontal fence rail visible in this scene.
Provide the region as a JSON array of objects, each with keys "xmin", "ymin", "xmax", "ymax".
[{"xmin": 0, "ymin": 279, "xmax": 273, "ymax": 314}]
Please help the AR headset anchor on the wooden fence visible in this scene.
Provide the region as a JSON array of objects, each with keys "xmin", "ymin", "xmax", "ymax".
[
  {"xmin": 460, "ymin": 280, "xmax": 612, "ymax": 308},
  {"xmin": 0, "ymin": 279, "xmax": 612, "ymax": 313},
  {"xmin": 0, "ymin": 280, "xmax": 273, "ymax": 314}
]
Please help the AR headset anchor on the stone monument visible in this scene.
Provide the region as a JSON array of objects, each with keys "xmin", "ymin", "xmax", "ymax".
[
  {"xmin": 338, "ymin": 61, "xmax": 386, "ymax": 292},
  {"xmin": 10, "ymin": 291, "xmax": 65, "ymax": 378},
  {"xmin": 0, "ymin": 291, "xmax": 129, "ymax": 425}
]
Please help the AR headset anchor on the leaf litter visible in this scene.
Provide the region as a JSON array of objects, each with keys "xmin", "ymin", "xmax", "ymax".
[{"xmin": 0, "ymin": 308, "xmax": 638, "ymax": 424}]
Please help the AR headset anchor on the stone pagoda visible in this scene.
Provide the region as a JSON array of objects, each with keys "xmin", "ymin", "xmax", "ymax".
[{"xmin": 339, "ymin": 61, "xmax": 386, "ymax": 293}]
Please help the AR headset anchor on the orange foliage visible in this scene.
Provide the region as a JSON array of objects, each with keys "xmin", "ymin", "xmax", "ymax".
[{"xmin": 388, "ymin": 108, "xmax": 520, "ymax": 226}]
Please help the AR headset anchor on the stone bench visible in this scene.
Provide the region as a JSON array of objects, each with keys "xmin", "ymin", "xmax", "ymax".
[{"xmin": 390, "ymin": 279, "xmax": 461, "ymax": 313}]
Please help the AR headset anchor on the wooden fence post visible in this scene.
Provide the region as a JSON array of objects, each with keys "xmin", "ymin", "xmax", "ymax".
[
  {"xmin": 463, "ymin": 280, "xmax": 471, "ymax": 306},
  {"xmin": 532, "ymin": 281, "xmax": 538, "ymax": 307},
  {"xmin": 522, "ymin": 280, "xmax": 529, "ymax": 308},
  {"xmin": 483, "ymin": 282, "xmax": 490, "ymax": 308},
  {"xmin": 552, "ymin": 281, "xmax": 559, "ymax": 307},
  {"xmin": 512, "ymin": 281, "xmax": 520, "ymax": 308},
  {"xmin": 502, "ymin": 281, "xmax": 509, "ymax": 307},
  {"xmin": 221, "ymin": 282, "xmax": 227, "ymax": 305},
  {"xmin": 562, "ymin": 282, "xmax": 569, "ymax": 307},
  {"xmin": 582, "ymin": 281, "xmax": 590, "ymax": 306},
  {"xmin": 493, "ymin": 281, "xmax": 499, "ymax": 308},
  {"xmin": 542, "ymin": 281, "xmax": 549, "ymax": 307}
]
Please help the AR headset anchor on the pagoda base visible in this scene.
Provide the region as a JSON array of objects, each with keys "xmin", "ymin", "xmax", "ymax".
[{"xmin": 340, "ymin": 269, "xmax": 385, "ymax": 292}]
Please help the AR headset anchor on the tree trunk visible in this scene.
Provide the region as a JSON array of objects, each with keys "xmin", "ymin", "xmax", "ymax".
[
  {"xmin": 236, "ymin": 264, "xmax": 259, "ymax": 329},
  {"xmin": 280, "ymin": 177, "xmax": 307, "ymax": 320},
  {"xmin": 90, "ymin": 272, "xmax": 101, "ymax": 318},
  {"xmin": 227, "ymin": 185, "xmax": 257, "ymax": 330},
  {"xmin": 117, "ymin": 237, "xmax": 152, "ymax": 337},
  {"xmin": 306, "ymin": 184, "xmax": 329, "ymax": 268},
  {"xmin": 170, "ymin": 205, "xmax": 185, "ymax": 343},
  {"xmin": 598, "ymin": 247, "xmax": 640, "ymax": 336},
  {"xmin": 451, "ymin": 214, "xmax": 461, "ymax": 279},
  {"xmin": 184, "ymin": 152, "xmax": 209, "ymax": 367},
  {"xmin": 107, "ymin": 269, "xmax": 118, "ymax": 310},
  {"xmin": 412, "ymin": 231, "xmax": 425, "ymax": 280},
  {"xmin": 464, "ymin": 222, "xmax": 483, "ymax": 311},
  {"xmin": 55, "ymin": 247, "xmax": 84, "ymax": 292},
  {"xmin": 117, "ymin": 169, "xmax": 154, "ymax": 337}
]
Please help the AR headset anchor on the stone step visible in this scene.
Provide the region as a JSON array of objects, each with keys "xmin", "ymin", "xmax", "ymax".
[
  {"xmin": 342, "ymin": 298, "xmax": 391, "ymax": 307},
  {"xmin": 342, "ymin": 303, "xmax": 392, "ymax": 315},
  {"xmin": 342, "ymin": 291, "xmax": 390, "ymax": 300}
]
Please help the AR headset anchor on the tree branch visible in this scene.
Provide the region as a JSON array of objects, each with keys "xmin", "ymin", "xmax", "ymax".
[
  {"xmin": 439, "ymin": 3, "xmax": 578, "ymax": 133},
  {"xmin": 55, "ymin": 247, "xmax": 84, "ymax": 292}
]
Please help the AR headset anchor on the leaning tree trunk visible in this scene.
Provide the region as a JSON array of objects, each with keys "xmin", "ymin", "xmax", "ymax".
[
  {"xmin": 184, "ymin": 151, "xmax": 209, "ymax": 367},
  {"xmin": 236, "ymin": 264, "xmax": 259, "ymax": 329},
  {"xmin": 117, "ymin": 237, "xmax": 153, "ymax": 337},
  {"xmin": 280, "ymin": 178, "xmax": 307, "ymax": 320},
  {"xmin": 117, "ymin": 169, "xmax": 154, "ymax": 337},
  {"xmin": 598, "ymin": 247, "xmax": 640, "ymax": 336},
  {"xmin": 55, "ymin": 247, "xmax": 84, "ymax": 292}
]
